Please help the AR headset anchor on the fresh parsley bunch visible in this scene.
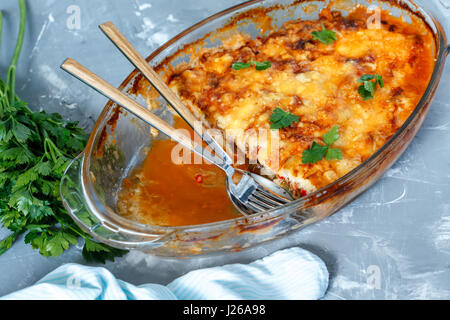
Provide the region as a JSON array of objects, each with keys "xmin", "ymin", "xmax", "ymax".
[{"xmin": 0, "ymin": 0, "xmax": 127, "ymax": 262}]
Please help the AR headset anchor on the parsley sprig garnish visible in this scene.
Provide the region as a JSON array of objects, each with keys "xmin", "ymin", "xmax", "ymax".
[
  {"xmin": 269, "ymin": 108, "xmax": 299, "ymax": 130},
  {"xmin": 302, "ymin": 126, "xmax": 343, "ymax": 164},
  {"xmin": 0, "ymin": 0, "xmax": 127, "ymax": 262},
  {"xmin": 311, "ymin": 24, "xmax": 337, "ymax": 45},
  {"xmin": 357, "ymin": 74, "xmax": 384, "ymax": 100},
  {"xmin": 232, "ymin": 59, "xmax": 272, "ymax": 71}
]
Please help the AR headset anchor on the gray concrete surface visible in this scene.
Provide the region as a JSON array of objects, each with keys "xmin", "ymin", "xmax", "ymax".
[{"xmin": 0, "ymin": 0, "xmax": 450, "ymax": 300}]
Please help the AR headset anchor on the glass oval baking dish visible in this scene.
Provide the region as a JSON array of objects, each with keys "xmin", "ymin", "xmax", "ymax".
[{"xmin": 60, "ymin": 0, "xmax": 450, "ymax": 257}]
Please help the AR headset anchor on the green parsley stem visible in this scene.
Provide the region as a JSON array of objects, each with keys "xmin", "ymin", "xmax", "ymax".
[
  {"xmin": 54, "ymin": 211, "xmax": 92, "ymax": 242},
  {"xmin": 44, "ymin": 138, "xmax": 58, "ymax": 163},
  {"xmin": 0, "ymin": 11, "xmax": 3, "ymax": 53},
  {"xmin": 6, "ymin": 0, "xmax": 26, "ymax": 105}
]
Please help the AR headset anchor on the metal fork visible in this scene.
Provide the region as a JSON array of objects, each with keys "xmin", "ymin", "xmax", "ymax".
[
  {"xmin": 61, "ymin": 58, "xmax": 293, "ymax": 215},
  {"xmin": 98, "ymin": 22, "xmax": 294, "ymax": 214},
  {"xmin": 61, "ymin": 27, "xmax": 293, "ymax": 215}
]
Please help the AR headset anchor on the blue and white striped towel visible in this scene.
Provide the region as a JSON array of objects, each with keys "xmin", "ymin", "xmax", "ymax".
[{"xmin": 1, "ymin": 247, "xmax": 328, "ymax": 300}]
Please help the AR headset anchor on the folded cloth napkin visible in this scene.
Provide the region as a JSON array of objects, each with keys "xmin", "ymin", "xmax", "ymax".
[{"xmin": 1, "ymin": 247, "xmax": 328, "ymax": 300}]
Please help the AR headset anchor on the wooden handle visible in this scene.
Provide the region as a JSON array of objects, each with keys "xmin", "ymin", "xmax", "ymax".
[
  {"xmin": 99, "ymin": 22, "xmax": 236, "ymax": 165},
  {"xmin": 99, "ymin": 21, "xmax": 199, "ymax": 127},
  {"xmin": 60, "ymin": 58, "xmax": 196, "ymax": 152}
]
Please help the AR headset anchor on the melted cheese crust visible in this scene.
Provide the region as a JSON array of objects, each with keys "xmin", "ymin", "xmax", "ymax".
[{"xmin": 156, "ymin": 7, "xmax": 435, "ymax": 196}]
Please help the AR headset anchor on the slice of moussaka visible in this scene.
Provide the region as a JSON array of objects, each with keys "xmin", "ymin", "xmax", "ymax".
[{"xmin": 138, "ymin": 6, "xmax": 435, "ymax": 198}]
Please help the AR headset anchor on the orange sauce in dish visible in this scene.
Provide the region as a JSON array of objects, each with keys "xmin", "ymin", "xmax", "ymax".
[{"xmin": 117, "ymin": 117, "xmax": 240, "ymax": 226}]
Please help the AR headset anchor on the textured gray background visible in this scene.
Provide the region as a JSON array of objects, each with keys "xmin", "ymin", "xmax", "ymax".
[{"xmin": 1, "ymin": 0, "xmax": 450, "ymax": 300}]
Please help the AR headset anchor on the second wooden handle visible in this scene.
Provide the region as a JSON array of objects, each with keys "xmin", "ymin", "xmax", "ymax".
[
  {"xmin": 61, "ymin": 58, "xmax": 196, "ymax": 152},
  {"xmin": 99, "ymin": 21, "xmax": 199, "ymax": 127}
]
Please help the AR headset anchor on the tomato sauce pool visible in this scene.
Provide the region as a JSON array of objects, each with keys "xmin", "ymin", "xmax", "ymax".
[{"xmin": 117, "ymin": 117, "xmax": 240, "ymax": 226}]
